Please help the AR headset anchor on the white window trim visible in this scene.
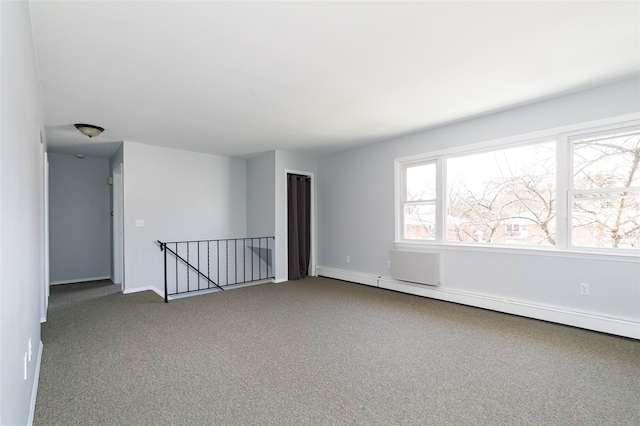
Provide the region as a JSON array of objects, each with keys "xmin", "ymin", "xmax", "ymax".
[
  {"xmin": 400, "ymin": 160, "xmax": 437, "ymax": 241},
  {"xmin": 394, "ymin": 113, "xmax": 640, "ymax": 258}
]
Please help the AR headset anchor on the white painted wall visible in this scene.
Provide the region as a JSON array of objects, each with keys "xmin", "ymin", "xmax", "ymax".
[
  {"xmin": 122, "ymin": 142, "xmax": 246, "ymax": 295},
  {"xmin": 0, "ymin": 1, "xmax": 46, "ymax": 423},
  {"xmin": 317, "ymin": 76, "xmax": 640, "ymax": 338},
  {"xmin": 246, "ymin": 152, "xmax": 275, "ymax": 238},
  {"xmin": 274, "ymin": 150, "xmax": 317, "ymax": 282},
  {"xmin": 48, "ymin": 153, "xmax": 111, "ymax": 283}
]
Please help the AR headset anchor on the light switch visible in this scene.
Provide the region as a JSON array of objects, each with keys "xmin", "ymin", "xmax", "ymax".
[{"xmin": 135, "ymin": 219, "xmax": 144, "ymax": 227}]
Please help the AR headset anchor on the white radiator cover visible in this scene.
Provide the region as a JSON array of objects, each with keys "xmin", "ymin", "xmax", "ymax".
[{"xmin": 391, "ymin": 250, "xmax": 440, "ymax": 286}]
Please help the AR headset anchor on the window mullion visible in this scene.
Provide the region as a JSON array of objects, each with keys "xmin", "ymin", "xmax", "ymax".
[
  {"xmin": 396, "ymin": 160, "xmax": 405, "ymax": 241},
  {"xmin": 556, "ymin": 135, "xmax": 570, "ymax": 249},
  {"xmin": 436, "ymin": 157, "xmax": 446, "ymax": 242}
]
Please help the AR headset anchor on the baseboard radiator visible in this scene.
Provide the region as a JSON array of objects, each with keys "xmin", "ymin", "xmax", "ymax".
[{"xmin": 391, "ymin": 250, "xmax": 440, "ymax": 286}]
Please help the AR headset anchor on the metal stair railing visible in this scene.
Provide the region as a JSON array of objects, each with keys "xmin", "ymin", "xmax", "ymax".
[{"xmin": 158, "ymin": 237, "xmax": 274, "ymax": 303}]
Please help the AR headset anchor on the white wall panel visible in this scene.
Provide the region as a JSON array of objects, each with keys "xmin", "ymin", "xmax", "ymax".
[{"xmin": 122, "ymin": 142, "xmax": 246, "ymax": 294}]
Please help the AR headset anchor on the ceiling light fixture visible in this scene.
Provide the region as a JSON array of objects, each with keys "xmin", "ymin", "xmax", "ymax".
[{"xmin": 74, "ymin": 123, "xmax": 104, "ymax": 138}]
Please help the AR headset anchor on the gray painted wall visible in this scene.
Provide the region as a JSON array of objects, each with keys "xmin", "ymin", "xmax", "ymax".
[
  {"xmin": 109, "ymin": 144, "xmax": 124, "ymax": 171},
  {"xmin": 317, "ymin": 76, "xmax": 640, "ymax": 327},
  {"xmin": 246, "ymin": 152, "xmax": 275, "ymax": 238},
  {"xmin": 48, "ymin": 153, "xmax": 111, "ymax": 283},
  {"xmin": 0, "ymin": 1, "xmax": 46, "ymax": 423},
  {"xmin": 122, "ymin": 141, "xmax": 247, "ymax": 294}
]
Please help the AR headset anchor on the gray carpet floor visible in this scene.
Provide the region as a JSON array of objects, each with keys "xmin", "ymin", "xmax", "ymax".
[{"xmin": 35, "ymin": 277, "xmax": 640, "ymax": 425}]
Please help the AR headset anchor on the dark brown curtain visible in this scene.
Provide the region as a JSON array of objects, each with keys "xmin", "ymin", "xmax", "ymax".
[{"xmin": 288, "ymin": 174, "xmax": 311, "ymax": 280}]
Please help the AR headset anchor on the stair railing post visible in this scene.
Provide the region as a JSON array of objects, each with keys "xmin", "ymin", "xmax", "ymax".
[{"xmin": 163, "ymin": 242, "xmax": 168, "ymax": 303}]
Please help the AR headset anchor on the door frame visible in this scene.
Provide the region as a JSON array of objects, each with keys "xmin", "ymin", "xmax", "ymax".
[
  {"xmin": 42, "ymin": 149, "xmax": 50, "ymax": 322},
  {"xmin": 284, "ymin": 169, "xmax": 316, "ymax": 280},
  {"xmin": 112, "ymin": 163, "xmax": 124, "ymax": 289}
]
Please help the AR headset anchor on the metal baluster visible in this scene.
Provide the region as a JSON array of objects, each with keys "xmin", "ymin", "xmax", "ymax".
[
  {"xmin": 226, "ymin": 240, "xmax": 229, "ymax": 287},
  {"xmin": 259, "ymin": 238, "xmax": 262, "ymax": 279},
  {"xmin": 163, "ymin": 242, "xmax": 168, "ymax": 303},
  {"xmin": 175, "ymin": 243, "xmax": 178, "ymax": 295}
]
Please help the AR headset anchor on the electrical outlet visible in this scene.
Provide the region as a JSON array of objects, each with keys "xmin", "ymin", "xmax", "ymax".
[
  {"xmin": 386, "ymin": 260, "xmax": 391, "ymax": 269},
  {"xmin": 580, "ymin": 283, "xmax": 590, "ymax": 295},
  {"xmin": 135, "ymin": 219, "xmax": 144, "ymax": 227},
  {"xmin": 346, "ymin": 256, "xmax": 350, "ymax": 264}
]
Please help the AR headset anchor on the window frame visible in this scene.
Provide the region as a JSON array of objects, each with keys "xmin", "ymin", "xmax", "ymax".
[
  {"xmin": 567, "ymin": 125, "xmax": 640, "ymax": 250},
  {"xmin": 400, "ymin": 160, "xmax": 438, "ymax": 241},
  {"xmin": 394, "ymin": 113, "xmax": 640, "ymax": 257}
]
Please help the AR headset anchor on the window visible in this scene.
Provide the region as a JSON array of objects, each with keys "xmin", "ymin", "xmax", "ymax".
[
  {"xmin": 402, "ymin": 162, "xmax": 436, "ymax": 240},
  {"xmin": 447, "ymin": 141, "xmax": 555, "ymax": 246},
  {"xmin": 570, "ymin": 129, "xmax": 640, "ymax": 249},
  {"xmin": 397, "ymin": 118, "xmax": 640, "ymax": 253}
]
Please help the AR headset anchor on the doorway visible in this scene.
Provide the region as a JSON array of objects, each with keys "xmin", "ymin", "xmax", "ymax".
[{"xmin": 287, "ymin": 173, "xmax": 312, "ymax": 280}]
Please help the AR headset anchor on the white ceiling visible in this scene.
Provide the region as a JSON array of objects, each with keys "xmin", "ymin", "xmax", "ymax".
[{"xmin": 30, "ymin": 1, "xmax": 640, "ymax": 159}]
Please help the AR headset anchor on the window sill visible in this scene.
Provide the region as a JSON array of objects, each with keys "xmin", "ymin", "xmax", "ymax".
[{"xmin": 393, "ymin": 240, "xmax": 640, "ymax": 263}]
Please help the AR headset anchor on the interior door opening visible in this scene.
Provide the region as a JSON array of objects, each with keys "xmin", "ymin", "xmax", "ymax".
[{"xmin": 287, "ymin": 173, "xmax": 312, "ymax": 280}]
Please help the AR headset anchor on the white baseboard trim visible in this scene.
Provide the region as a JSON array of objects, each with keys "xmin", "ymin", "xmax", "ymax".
[
  {"xmin": 224, "ymin": 279, "xmax": 274, "ymax": 290},
  {"xmin": 28, "ymin": 341, "xmax": 43, "ymax": 426},
  {"xmin": 50, "ymin": 276, "xmax": 111, "ymax": 285},
  {"xmin": 123, "ymin": 286, "xmax": 164, "ymax": 299},
  {"xmin": 315, "ymin": 267, "xmax": 379, "ymax": 287},
  {"xmin": 168, "ymin": 288, "xmax": 221, "ymax": 301},
  {"xmin": 316, "ymin": 267, "xmax": 639, "ymax": 339}
]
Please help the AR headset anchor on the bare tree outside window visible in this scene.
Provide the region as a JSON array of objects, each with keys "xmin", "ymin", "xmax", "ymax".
[
  {"xmin": 572, "ymin": 130, "xmax": 640, "ymax": 249},
  {"xmin": 446, "ymin": 142, "xmax": 556, "ymax": 245}
]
